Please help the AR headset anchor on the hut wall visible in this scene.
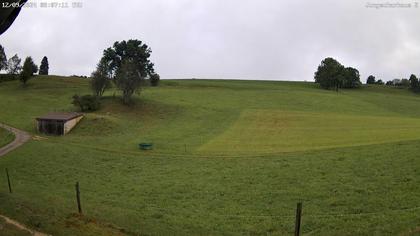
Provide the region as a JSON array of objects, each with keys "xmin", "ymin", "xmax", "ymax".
[
  {"xmin": 64, "ymin": 116, "xmax": 83, "ymax": 134},
  {"xmin": 37, "ymin": 120, "xmax": 64, "ymax": 135}
]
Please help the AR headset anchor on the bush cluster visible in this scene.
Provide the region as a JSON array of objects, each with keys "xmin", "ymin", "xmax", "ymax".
[{"xmin": 72, "ymin": 95, "xmax": 100, "ymax": 112}]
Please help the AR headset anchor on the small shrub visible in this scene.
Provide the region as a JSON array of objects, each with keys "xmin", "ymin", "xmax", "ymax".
[
  {"xmin": 150, "ymin": 73, "xmax": 160, "ymax": 87},
  {"xmin": 72, "ymin": 94, "xmax": 100, "ymax": 112}
]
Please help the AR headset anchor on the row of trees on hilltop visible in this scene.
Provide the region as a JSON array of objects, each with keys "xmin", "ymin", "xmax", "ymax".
[
  {"xmin": 314, "ymin": 57, "xmax": 361, "ymax": 91},
  {"xmin": 0, "ymin": 44, "xmax": 49, "ymax": 85},
  {"xmin": 367, "ymin": 74, "xmax": 420, "ymax": 91},
  {"xmin": 314, "ymin": 58, "xmax": 419, "ymax": 94}
]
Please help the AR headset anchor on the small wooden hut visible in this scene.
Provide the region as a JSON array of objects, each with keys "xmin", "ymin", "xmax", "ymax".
[{"xmin": 36, "ymin": 112, "xmax": 83, "ymax": 135}]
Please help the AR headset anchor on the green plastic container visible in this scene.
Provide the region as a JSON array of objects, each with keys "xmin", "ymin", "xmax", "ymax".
[{"xmin": 139, "ymin": 143, "xmax": 153, "ymax": 150}]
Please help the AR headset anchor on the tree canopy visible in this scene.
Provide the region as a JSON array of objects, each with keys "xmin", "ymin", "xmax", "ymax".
[
  {"xmin": 314, "ymin": 57, "xmax": 361, "ymax": 90},
  {"xmin": 7, "ymin": 54, "xmax": 21, "ymax": 75},
  {"xmin": 114, "ymin": 59, "xmax": 143, "ymax": 104},
  {"xmin": 342, "ymin": 67, "xmax": 361, "ymax": 88},
  {"xmin": 101, "ymin": 40, "xmax": 154, "ymax": 78},
  {"xmin": 100, "ymin": 40, "xmax": 155, "ymax": 104},
  {"xmin": 366, "ymin": 75, "xmax": 376, "ymax": 84},
  {"xmin": 20, "ymin": 56, "xmax": 38, "ymax": 85}
]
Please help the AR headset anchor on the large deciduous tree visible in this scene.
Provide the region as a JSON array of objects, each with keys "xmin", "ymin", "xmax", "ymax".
[
  {"xmin": 20, "ymin": 56, "xmax": 38, "ymax": 85},
  {"xmin": 314, "ymin": 58, "xmax": 362, "ymax": 90},
  {"xmin": 314, "ymin": 57, "xmax": 345, "ymax": 91},
  {"xmin": 100, "ymin": 39, "xmax": 155, "ymax": 104},
  {"xmin": 7, "ymin": 54, "xmax": 21, "ymax": 75},
  {"xmin": 39, "ymin": 56, "xmax": 49, "ymax": 75},
  {"xmin": 90, "ymin": 58, "xmax": 112, "ymax": 97},
  {"xmin": 0, "ymin": 45, "xmax": 7, "ymax": 71}
]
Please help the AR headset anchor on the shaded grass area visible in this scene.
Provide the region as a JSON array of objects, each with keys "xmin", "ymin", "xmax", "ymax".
[
  {"xmin": 0, "ymin": 76, "xmax": 419, "ymax": 235},
  {"xmin": 0, "ymin": 139, "xmax": 419, "ymax": 235},
  {"xmin": 0, "ymin": 127, "xmax": 14, "ymax": 148}
]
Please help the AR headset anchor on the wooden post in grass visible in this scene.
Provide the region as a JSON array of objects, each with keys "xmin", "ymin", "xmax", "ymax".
[
  {"xmin": 75, "ymin": 182, "xmax": 82, "ymax": 214},
  {"xmin": 5, "ymin": 168, "xmax": 12, "ymax": 193},
  {"xmin": 294, "ymin": 202, "xmax": 302, "ymax": 236},
  {"xmin": 184, "ymin": 144, "xmax": 187, "ymax": 153}
]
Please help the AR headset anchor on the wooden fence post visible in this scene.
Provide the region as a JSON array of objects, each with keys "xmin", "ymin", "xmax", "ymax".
[
  {"xmin": 75, "ymin": 181, "xmax": 82, "ymax": 214},
  {"xmin": 294, "ymin": 202, "xmax": 302, "ymax": 236},
  {"xmin": 5, "ymin": 168, "xmax": 12, "ymax": 193}
]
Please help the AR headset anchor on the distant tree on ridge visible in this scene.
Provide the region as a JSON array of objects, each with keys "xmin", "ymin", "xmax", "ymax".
[
  {"xmin": 366, "ymin": 75, "xmax": 376, "ymax": 84},
  {"xmin": 314, "ymin": 57, "xmax": 361, "ymax": 90},
  {"xmin": 39, "ymin": 56, "xmax": 49, "ymax": 75},
  {"xmin": 20, "ymin": 56, "xmax": 38, "ymax": 85},
  {"xmin": 7, "ymin": 54, "xmax": 22, "ymax": 75},
  {"xmin": 0, "ymin": 45, "xmax": 7, "ymax": 71}
]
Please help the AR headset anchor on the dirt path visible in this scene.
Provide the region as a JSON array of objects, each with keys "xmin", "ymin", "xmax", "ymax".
[
  {"xmin": 0, "ymin": 214, "xmax": 50, "ymax": 236},
  {"xmin": 0, "ymin": 123, "xmax": 31, "ymax": 157}
]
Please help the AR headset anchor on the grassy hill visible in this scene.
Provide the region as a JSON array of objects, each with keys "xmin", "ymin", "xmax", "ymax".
[{"xmin": 0, "ymin": 76, "xmax": 419, "ymax": 235}]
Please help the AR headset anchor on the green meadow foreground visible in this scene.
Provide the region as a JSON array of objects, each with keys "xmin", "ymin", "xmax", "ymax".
[{"xmin": 0, "ymin": 76, "xmax": 419, "ymax": 235}]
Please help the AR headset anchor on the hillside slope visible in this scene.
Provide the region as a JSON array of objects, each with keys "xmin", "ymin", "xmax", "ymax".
[{"xmin": 0, "ymin": 76, "xmax": 419, "ymax": 235}]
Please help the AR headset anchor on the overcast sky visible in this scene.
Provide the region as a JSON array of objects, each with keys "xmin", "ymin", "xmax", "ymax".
[{"xmin": 1, "ymin": 0, "xmax": 420, "ymax": 81}]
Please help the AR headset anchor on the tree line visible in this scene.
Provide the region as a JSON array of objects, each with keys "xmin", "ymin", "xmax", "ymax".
[
  {"xmin": 367, "ymin": 74, "xmax": 420, "ymax": 92},
  {"xmin": 314, "ymin": 57, "xmax": 419, "ymax": 93},
  {"xmin": 0, "ymin": 44, "xmax": 49, "ymax": 85}
]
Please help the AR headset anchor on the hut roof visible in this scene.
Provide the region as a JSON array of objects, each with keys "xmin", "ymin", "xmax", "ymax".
[{"xmin": 36, "ymin": 112, "xmax": 83, "ymax": 121}]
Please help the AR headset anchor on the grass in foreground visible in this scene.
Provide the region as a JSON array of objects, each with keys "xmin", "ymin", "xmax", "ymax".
[
  {"xmin": 0, "ymin": 76, "xmax": 419, "ymax": 235},
  {"xmin": 0, "ymin": 127, "xmax": 14, "ymax": 148}
]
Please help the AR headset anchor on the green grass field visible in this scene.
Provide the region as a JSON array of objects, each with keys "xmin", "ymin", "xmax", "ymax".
[
  {"xmin": 0, "ymin": 76, "xmax": 419, "ymax": 235},
  {"xmin": 0, "ymin": 127, "xmax": 14, "ymax": 148}
]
